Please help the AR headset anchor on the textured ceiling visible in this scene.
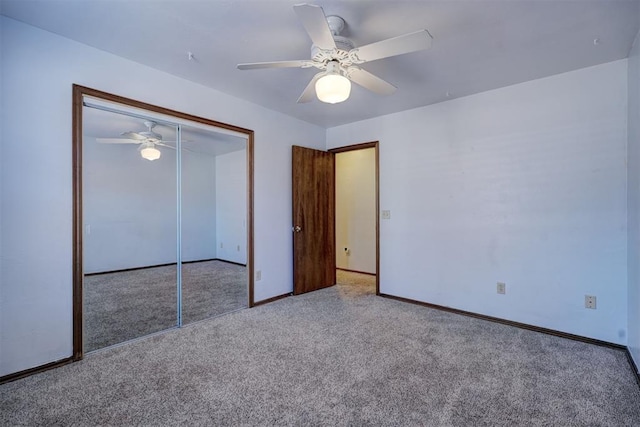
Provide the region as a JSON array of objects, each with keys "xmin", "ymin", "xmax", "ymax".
[{"xmin": 2, "ymin": 0, "xmax": 639, "ymax": 128}]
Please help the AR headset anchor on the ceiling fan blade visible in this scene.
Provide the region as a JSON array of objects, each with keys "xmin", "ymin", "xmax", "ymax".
[
  {"xmin": 293, "ymin": 3, "xmax": 336, "ymax": 50},
  {"xmin": 347, "ymin": 67, "xmax": 396, "ymax": 96},
  {"xmin": 297, "ymin": 73, "xmax": 323, "ymax": 103},
  {"xmin": 351, "ymin": 30, "xmax": 432, "ymax": 63},
  {"xmin": 237, "ymin": 60, "xmax": 313, "ymax": 70},
  {"xmin": 155, "ymin": 142, "xmax": 203, "ymax": 155},
  {"xmin": 156, "ymin": 142, "xmax": 176, "ymax": 150},
  {"xmin": 96, "ymin": 138, "xmax": 141, "ymax": 144},
  {"xmin": 157, "ymin": 142, "xmax": 201, "ymax": 155},
  {"xmin": 121, "ymin": 131, "xmax": 147, "ymax": 141}
]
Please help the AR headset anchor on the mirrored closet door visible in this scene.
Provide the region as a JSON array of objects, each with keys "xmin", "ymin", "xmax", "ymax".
[
  {"xmin": 76, "ymin": 88, "xmax": 253, "ymax": 355},
  {"xmin": 180, "ymin": 124, "xmax": 248, "ymax": 325},
  {"xmin": 82, "ymin": 106, "xmax": 179, "ymax": 352}
]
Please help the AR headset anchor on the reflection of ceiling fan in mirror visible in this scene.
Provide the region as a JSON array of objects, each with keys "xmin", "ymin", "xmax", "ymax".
[{"xmin": 96, "ymin": 121, "xmax": 176, "ymax": 161}]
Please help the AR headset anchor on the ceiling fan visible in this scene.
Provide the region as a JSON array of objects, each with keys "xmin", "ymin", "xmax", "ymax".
[
  {"xmin": 237, "ymin": 3, "xmax": 432, "ymax": 104},
  {"xmin": 96, "ymin": 121, "xmax": 177, "ymax": 161}
]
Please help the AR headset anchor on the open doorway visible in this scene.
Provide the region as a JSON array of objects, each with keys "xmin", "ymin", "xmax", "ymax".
[
  {"xmin": 331, "ymin": 142, "xmax": 379, "ymax": 295},
  {"xmin": 291, "ymin": 142, "xmax": 378, "ymax": 296}
]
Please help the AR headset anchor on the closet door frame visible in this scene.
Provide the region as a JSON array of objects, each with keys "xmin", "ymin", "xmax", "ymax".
[{"xmin": 72, "ymin": 84, "xmax": 255, "ymax": 360}]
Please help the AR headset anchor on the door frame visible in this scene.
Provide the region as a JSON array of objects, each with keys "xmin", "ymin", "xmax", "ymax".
[
  {"xmin": 329, "ymin": 141, "xmax": 380, "ymax": 295},
  {"xmin": 72, "ymin": 84, "xmax": 255, "ymax": 361}
]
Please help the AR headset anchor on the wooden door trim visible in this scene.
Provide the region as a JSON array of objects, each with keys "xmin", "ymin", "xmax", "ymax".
[
  {"xmin": 0, "ymin": 357, "xmax": 75, "ymax": 385},
  {"xmin": 247, "ymin": 132, "xmax": 255, "ymax": 307},
  {"xmin": 72, "ymin": 84, "xmax": 255, "ymax": 362},
  {"xmin": 329, "ymin": 141, "xmax": 378, "ymax": 154},
  {"xmin": 329, "ymin": 141, "xmax": 380, "ymax": 295}
]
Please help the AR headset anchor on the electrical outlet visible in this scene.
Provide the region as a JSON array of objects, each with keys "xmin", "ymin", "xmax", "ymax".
[
  {"xmin": 220, "ymin": 242, "xmax": 223, "ymax": 248},
  {"xmin": 256, "ymin": 270, "xmax": 261, "ymax": 281},
  {"xmin": 585, "ymin": 295, "xmax": 597, "ymax": 309},
  {"xmin": 382, "ymin": 210, "xmax": 391, "ymax": 219},
  {"xmin": 237, "ymin": 245, "xmax": 240, "ymax": 251},
  {"xmin": 497, "ymin": 282, "xmax": 506, "ymax": 294}
]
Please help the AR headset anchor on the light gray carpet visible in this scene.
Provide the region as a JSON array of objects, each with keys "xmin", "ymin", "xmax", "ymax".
[
  {"xmin": 84, "ymin": 260, "xmax": 247, "ymax": 352},
  {"xmin": 3, "ymin": 273, "xmax": 639, "ymax": 426},
  {"xmin": 337, "ymin": 269, "xmax": 376, "ymax": 291}
]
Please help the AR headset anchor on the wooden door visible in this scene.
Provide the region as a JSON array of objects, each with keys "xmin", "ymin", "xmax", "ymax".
[{"xmin": 292, "ymin": 145, "xmax": 336, "ymax": 295}]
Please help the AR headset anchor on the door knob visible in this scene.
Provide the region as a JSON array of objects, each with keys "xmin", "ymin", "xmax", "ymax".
[{"xmin": 293, "ymin": 225, "xmax": 302, "ymax": 233}]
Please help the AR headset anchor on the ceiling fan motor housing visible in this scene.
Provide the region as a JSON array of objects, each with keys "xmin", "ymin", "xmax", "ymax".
[
  {"xmin": 311, "ymin": 36, "xmax": 354, "ymax": 66},
  {"xmin": 141, "ymin": 121, "xmax": 162, "ymax": 142},
  {"xmin": 309, "ymin": 14, "xmax": 354, "ymax": 68},
  {"xmin": 139, "ymin": 131, "xmax": 163, "ymax": 142},
  {"xmin": 333, "ymin": 36, "xmax": 355, "ymax": 52}
]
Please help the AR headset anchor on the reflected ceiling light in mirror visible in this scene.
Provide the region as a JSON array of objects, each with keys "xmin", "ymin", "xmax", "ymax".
[
  {"xmin": 140, "ymin": 142, "xmax": 161, "ymax": 161},
  {"xmin": 315, "ymin": 61, "xmax": 351, "ymax": 104}
]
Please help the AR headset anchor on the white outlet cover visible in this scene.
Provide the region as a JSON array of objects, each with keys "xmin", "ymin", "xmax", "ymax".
[{"xmin": 585, "ymin": 295, "xmax": 597, "ymax": 309}]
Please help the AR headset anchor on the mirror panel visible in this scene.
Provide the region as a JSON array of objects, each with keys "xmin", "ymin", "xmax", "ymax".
[
  {"xmin": 82, "ymin": 106, "xmax": 178, "ymax": 352},
  {"xmin": 180, "ymin": 124, "xmax": 248, "ymax": 324}
]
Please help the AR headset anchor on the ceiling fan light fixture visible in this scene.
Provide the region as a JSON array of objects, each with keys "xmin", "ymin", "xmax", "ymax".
[
  {"xmin": 315, "ymin": 62, "xmax": 351, "ymax": 104},
  {"xmin": 140, "ymin": 144, "xmax": 161, "ymax": 161}
]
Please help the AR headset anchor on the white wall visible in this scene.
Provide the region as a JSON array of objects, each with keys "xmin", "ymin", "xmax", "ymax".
[
  {"xmin": 181, "ymin": 150, "xmax": 217, "ymax": 263},
  {"xmin": 335, "ymin": 148, "xmax": 376, "ymax": 274},
  {"xmin": 0, "ymin": 17, "xmax": 325, "ymax": 376},
  {"xmin": 83, "ymin": 136, "xmax": 179, "ymax": 273},
  {"xmin": 328, "ymin": 60, "xmax": 628, "ymax": 344},
  {"xmin": 216, "ymin": 149, "xmax": 247, "ymax": 265},
  {"xmin": 628, "ymin": 28, "xmax": 640, "ymax": 368}
]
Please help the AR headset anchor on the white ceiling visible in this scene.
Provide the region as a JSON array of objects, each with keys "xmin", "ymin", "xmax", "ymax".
[{"xmin": 2, "ymin": 0, "xmax": 639, "ymax": 128}]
